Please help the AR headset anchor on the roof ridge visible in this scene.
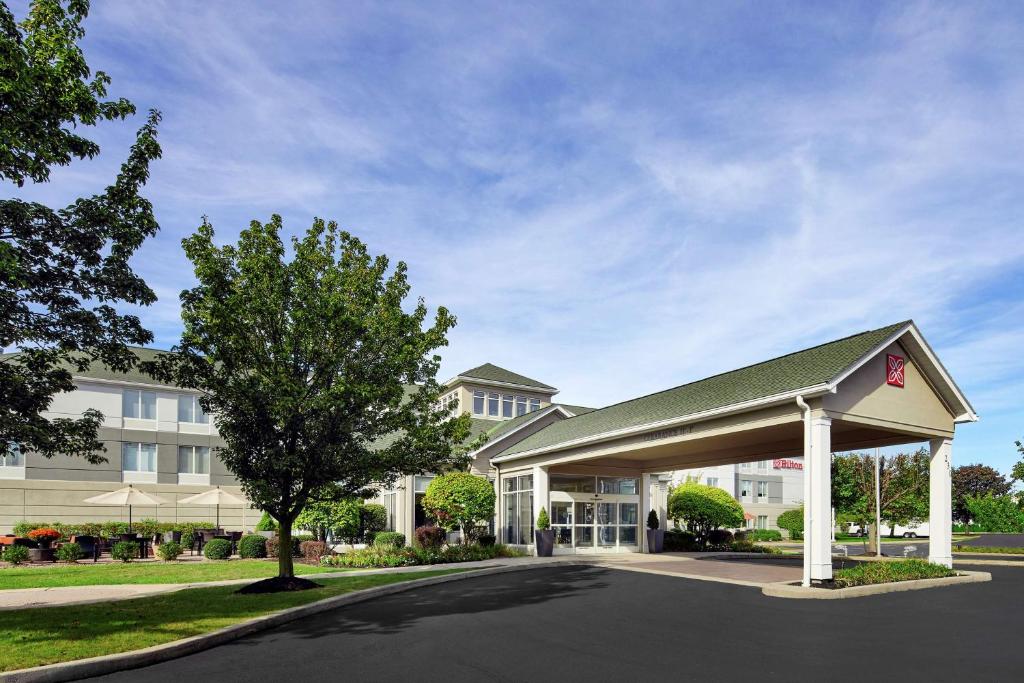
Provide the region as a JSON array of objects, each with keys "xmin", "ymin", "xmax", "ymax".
[{"xmin": 533, "ymin": 320, "xmax": 910, "ymax": 421}]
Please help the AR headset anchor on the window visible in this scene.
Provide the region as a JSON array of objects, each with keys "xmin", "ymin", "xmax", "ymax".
[
  {"xmin": 740, "ymin": 461, "xmax": 752, "ymax": 471},
  {"xmin": 488, "ymin": 392, "xmax": 499, "ymax": 417},
  {"xmin": 757, "ymin": 481, "xmax": 768, "ymax": 501},
  {"xmin": 757, "ymin": 515, "xmax": 768, "ymax": 530},
  {"xmin": 758, "ymin": 460, "xmax": 770, "ymax": 472},
  {"xmin": 740, "ymin": 479, "xmax": 752, "ymax": 502},
  {"xmin": 550, "ymin": 474, "xmax": 596, "ymax": 493},
  {"xmin": 177, "ymin": 395, "xmax": 209, "ymax": 424},
  {"xmin": 414, "ymin": 475, "xmax": 435, "ymax": 493},
  {"xmin": 598, "ymin": 477, "xmax": 639, "ymax": 495},
  {"xmin": 502, "ymin": 394, "xmax": 513, "ymax": 418},
  {"xmin": 1, "ymin": 442, "xmax": 24, "ymax": 468},
  {"xmin": 706, "ymin": 477, "xmax": 719, "ymax": 488},
  {"xmin": 123, "ymin": 390, "xmax": 156, "ymax": 420},
  {"xmin": 529, "ymin": 398, "xmax": 540, "ymax": 413},
  {"xmin": 436, "ymin": 392, "xmax": 459, "ymax": 416},
  {"xmin": 502, "ymin": 474, "xmax": 533, "ymax": 545},
  {"xmin": 382, "ymin": 492, "xmax": 396, "ymax": 531},
  {"xmin": 516, "ymin": 396, "xmax": 527, "ymax": 416},
  {"xmin": 177, "ymin": 446, "xmax": 210, "ymax": 474},
  {"xmin": 123, "ymin": 442, "xmax": 157, "ymax": 472},
  {"xmin": 473, "ymin": 391, "xmax": 485, "ymax": 415}
]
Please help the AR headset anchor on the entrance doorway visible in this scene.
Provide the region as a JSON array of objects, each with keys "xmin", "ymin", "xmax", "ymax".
[{"xmin": 549, "ymin": 480, "xmax": 640, "ymax": 554}]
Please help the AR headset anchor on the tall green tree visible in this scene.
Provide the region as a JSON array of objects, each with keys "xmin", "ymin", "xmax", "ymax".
[
  {"xmin": 668, "ymin": 482, "xmax": 744, "ymax": 548},
  {"xmin": 1, "ymin": 0, "xmax": 161, "ymax": 461},
  {"xmin": 952, "ymin": 464, "xmax": 1011, "ymax": 526},
  {"xmin": 1011, "ymin": 441, "xmax": 1024, "ymax": 486},
  {"xmin": 422, "ymin": 471, "xmax": 496, "ymax": 545},
  {"xmin": 831, "ymin": 450, "xmax": 929, "ymax": 553},
  {"xmin": 146, "ymin": 216, "xmax": 473, "ymax": 586}
]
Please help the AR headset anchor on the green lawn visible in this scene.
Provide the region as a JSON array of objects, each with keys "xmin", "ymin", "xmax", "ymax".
[
  {"xmin": 953, "ymin": 544, "xmax": 1024, "ymax": 554},
  {"xmin": 834, "ymin": 534, "xmax": 977, "ymax": 544},
  {"xmin": 0, "ymin": 559, "xmax": 331, "ymax": 590},
  {"xmin": 0, "ymin": 569, "xmax": 467, "ymax": 672}
]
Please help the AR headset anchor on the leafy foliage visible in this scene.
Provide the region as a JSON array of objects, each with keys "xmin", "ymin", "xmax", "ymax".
[
  {"xmin": 156, "ymin": 542, "xmax": 182, "ymax": 561},
  {"xmin": 2, "ymin": 544, "xmax": 29, "ymax": 564},
  {"xmin": 238, "ymin": 534, "xmax": 268, "ymax": 559},
  {"xmin": 1, "ymin": 0, "xmax": 162, "ymax": 462},
  {"xmin": 646, "ymin": 509, "xmax": 659, "ymax": 530},
  {"xmin": 964, "ymin": 494, "xmax": 1024, "ymax": 532},
  {"xmin": 1012, "ymin": 441, "xmax": 1024, "ymax": 484},
  {"xmin": 536, "ymin": 506, "xmax": 550, "ymax": 530},
  {"xmin": 832, "ymin": 559, "xmax": 956, "ymax": 588},
  {"xmin": 776, "ymin": 507, "xmax": 804, "ymax": 539},
  {"xmin": 361, "ymin": 504, "xmax": 387, "ymax": 539},
  {"xmin": 953, "ymin": 464, "xmax": 1012, "ymax": 525},
  {"xmin": 110, "ymin": 541, "xmax": 138, "ymax": 563},
  {"xmin": 373, "ymin": 531, "xmax": 406, "ymax": 549},
  {"xmin": 254, "ymin": 512, "xmax": 278, "ymax": 532},
  {"xmin": 143, "ymin": 216, "xmax": 472, "ymax": 579},
  {"xmin": 422, "ymin": 472, "xmax": 496, "ymax": 544},
  {"xmin": 322, "ymin": 543, "xmax": 525, "ymax": 569},
  {"xmin": 831, "ymin": 450, "xmax": 929, "ymax": 547},
  {"xmin": 202, "ymin": 538, "xmax": 232, "ymax": 560},
  {"xmin": 299, "ymin": 540, "xmax": 329, "ymax": 564},
  {"xmin": 295, "ymin": 495, "xmax": 360, "ymax": 543},
  {"xmin": 668, "ymin": 482, "xmax": 744, "ymax": 547},
  {"xmin": 415, "ymin": 525, "xmax": 446, "ymax": 550},
  {"xmin": 56, "ymin": 542, "xmax": 82, "ymax": 562}
]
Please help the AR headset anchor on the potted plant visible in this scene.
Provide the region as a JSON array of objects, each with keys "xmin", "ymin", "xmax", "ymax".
[
  {"xmin": 646, "ymin": 510, "xmax": 664, "ymax": 553},
  {"xmin": 535, "ymin": 507, "xmax": 554, "ymax": 557},
  {"xmin": 27, "ymin": 528, "xmax": 61, "ymax": 562}
]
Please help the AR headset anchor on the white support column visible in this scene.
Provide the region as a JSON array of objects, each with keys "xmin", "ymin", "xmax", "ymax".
[
  {"xmin": 641, "ymin": 473, "xmax": 652, "ymax": 552},
  {"xmin": 531, "ymin": 466, "xmax": 549, "ymax": 554},
  {"xmin": 807, "ymin": 415, "xmax": 833, "ymax": 582},
  {"xmin": 928, "ymin": 438, "xmax": 953, "ymax": 568},
  {"xmin": 657, "ymin": 480, "xmax": 669, "ymax": 531}
]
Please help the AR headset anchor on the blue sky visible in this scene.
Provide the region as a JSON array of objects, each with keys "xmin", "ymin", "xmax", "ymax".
[{"xmin": 10, "ymin": 1, "xmax": 1024, "ymax": 473}]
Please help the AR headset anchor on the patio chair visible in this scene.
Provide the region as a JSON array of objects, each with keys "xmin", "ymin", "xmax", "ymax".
[{"xmin": 70, "ymin": 535, "xmax": 100, "ymax": 562}]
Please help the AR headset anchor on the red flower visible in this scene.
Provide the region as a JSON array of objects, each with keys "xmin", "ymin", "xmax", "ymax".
[{"xmin": 27, "ymin": 528, "xmax": 61, "ymax": 542}]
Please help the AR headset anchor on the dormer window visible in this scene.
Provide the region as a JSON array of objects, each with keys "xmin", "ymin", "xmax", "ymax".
[
  {"xmin": 516, "ymin": 396, "xmax": 527, "ymax": 416},
  {"xmin": 502, "ymin": 395, "xmax": 513, "ymax": 418},
  {"xmin": 530, "ymin": 398, "xmax": 540, "ymax": 412},
  {"xmin": 488, "ymin": 392, "xmax": 500, "ymax": 417},
  {"xmin": 473, "ymin": 390, "xmax": 485, "ymax": 414}
]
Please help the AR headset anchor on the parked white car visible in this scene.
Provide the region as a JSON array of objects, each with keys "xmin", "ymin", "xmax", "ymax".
[{"xmin": 846, "ymin": 522, "xmax": 929, "ymax": 538}]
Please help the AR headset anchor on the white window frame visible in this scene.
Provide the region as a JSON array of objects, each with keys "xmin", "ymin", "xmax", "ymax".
[
  {"xmin": 502, "ymin": 394, "xmax": 513, "ymax": 418},
  {"xmin": 0, "ymin": 442, "xmax": 26, "ymax": 479},
  {"xmin": 177, "ymin": 445, "xmax": 210, "ymax": 484},
  {"xmin": 706, "ymin": 477, "xmax": 719, "ymax": 488},
  {"xmin": 123, "ymin": 389, "xmax": 157, "ymax": 421},
  {"xmin": 740, "ymin": 479, "xmax": 752, "ymax": 502},
  {"xmin": 473, "ymin": 390, "xmax": 485, "ymax": 415},
  {"xmin": 488, "ymin": 392, "xmax": 500, "ymax": 417},
  {"xmin": 757, "ymin": 514, "xmax": 768, "ymax": 530},
  {"xmin": 515, "ymin": 396, "xmax": 527, "ymax": 416},
  {"xmin": 757, "ymin": 480, "xmax": 768, "ymax": 502},
  {"xmin": 123, "ymin": 442, "xmax": 158, "ymax": 483},
  {"xmin": 529, "ymin": 398, "xmax": 541, "ymax": 413},
  {"xmin": 177, "ymin": 394, "xmax": 209, "ymax": 424}
]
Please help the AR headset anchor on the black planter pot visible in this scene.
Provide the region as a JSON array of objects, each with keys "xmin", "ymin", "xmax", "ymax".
[
  {"xmin": 646, "ymin": 528, "xmax": 665, "ymax": 553},
  {"xmin": 28, "ymin": 547, "xmax": 55, "ymax": 562},
  {"xmin": 535, "ymin": 529, "xmax": 554, "ymax": 557}
]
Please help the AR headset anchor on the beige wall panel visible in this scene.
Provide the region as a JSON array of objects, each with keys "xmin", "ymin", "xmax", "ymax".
[{"xmin": 825, "ymin": 342, "xmax": 955, "ymax": 434}]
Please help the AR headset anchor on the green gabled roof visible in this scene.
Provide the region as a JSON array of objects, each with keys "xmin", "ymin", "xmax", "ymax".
[
  {"xmin": 455, "ymin": 363, "xmax": 557, "ymax": 392},
  {"xmin": 1, "ymin": 346, "xmax": 180, "ymax": 388},
  {"xmin": 499, "ymin": 321, "xmax": 910, "ymax": 458},
  {"xmin": 559, "ymin": 404, "xmax": 596, "ymax": 416}
]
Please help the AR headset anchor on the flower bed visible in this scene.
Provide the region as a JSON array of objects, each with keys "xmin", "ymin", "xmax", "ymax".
[
  {"xmin": 831, "ymin": 559, "xmax": 956, "ymax": 588},
  {"xmin": 321, "ymin": 543, "xmax": 526, "ymax": 569}
]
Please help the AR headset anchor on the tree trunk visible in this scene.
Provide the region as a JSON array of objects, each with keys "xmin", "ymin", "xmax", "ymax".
[
  {"xmin": 868, "ymin": 523, "xmax": 879, "ymax": 555},
  {"xmin": 278, "ymin": 518, "xmax": 295, "ymax": 578}
]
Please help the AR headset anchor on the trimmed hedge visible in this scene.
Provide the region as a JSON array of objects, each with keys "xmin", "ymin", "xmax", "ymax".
[
  {"xmin": 373, "ymin": 531, "xmax": 406, "ymax": 549},
  {"xmin": 664, "ymin": 530, "xmax": 699, "ymax": 552},
  {"xmin": 2, "ymin": 545, "xmax": 29, "ymax": 564},
  {"xmin": 111, "ymin": 541, "xmax": 139, "ymax": 563},
  {"xmin": 56, "ymin": 542, "xmax": 83, "ymax": 563},
  {"xmin": 203, "ymin": 538, "xmax": 232, "ymax": 560},
  {"xmin": 323, "ymin": 543, "xmax": 526, "ymax": 569},
  {"xmin": 157, "ymin": 541, "xmax": 183, "ymax": 561},
  {"xmin": 300, "ymin": 540, "xmax": 329, "ymax": 564},
  {"xmin": 238, "ymin": 534, "xmax": 268, "ymax": 558},
  {"xmin": 746, "ymin": 529, "xmax": 783, "ymax": 542},
  {"xmin": 832, "ymin": 559, "xmax": 956, "ymax": 588},
  {"xmin": 414, "ymin": 525, "xmax": 445, "ymax": 550}
]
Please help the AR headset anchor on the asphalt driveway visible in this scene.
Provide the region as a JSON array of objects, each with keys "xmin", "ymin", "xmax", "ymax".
[{"xmin": 89, "ymin": 564, "xmax": 1022, "ymax": 682}]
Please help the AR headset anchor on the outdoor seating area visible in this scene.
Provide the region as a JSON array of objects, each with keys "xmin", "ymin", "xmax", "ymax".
[{"xmin": 1, "ymin": 528, "xmax": 249, "ymax": 565}]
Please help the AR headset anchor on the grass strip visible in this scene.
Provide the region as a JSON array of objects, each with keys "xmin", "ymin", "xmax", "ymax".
[
  {"xmin": 953, "ymin": 545, "xmax": 1024, "ymax": 555},
  {"xmin": 0, "ymin": 568, "xmax": 467, "ymax": 672},
  {"xmin": 0, "ymin": 559, "xmax": 329, "ymax": 590},
  {"xmin": 831, "ymin": 559, "xmax": 956, "ymax": 588}
]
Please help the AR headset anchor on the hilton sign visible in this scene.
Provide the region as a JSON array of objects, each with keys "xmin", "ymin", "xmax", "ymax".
[{"xmin": 773, "ymin": 458, "xmax": 803, "ymax": 470}]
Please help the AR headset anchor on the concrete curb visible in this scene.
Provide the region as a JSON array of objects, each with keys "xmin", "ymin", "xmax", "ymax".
[
  {"xmin": 761, "ymin": 570, "xmax": 991, "ymax": 600},
  {"xmin": 952, "ymin": 558, "xmax": 1024, "ymax": 567},
  {"xmin": 1, "ymin": 561, "xmax": 596, "ymax": 683}
]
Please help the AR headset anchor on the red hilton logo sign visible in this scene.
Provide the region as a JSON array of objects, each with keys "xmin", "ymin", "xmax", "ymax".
[
  {"xmin": 773, "ymin": 459, "xmax": 803, "ymax": 470},
  {"xmin": 887, "ymin": 354, "xmax": 905, "ymax": 388}
]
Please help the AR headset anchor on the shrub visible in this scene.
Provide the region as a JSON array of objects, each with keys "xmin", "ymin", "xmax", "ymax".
[
  {"xmin": 647, "ymin": 509, "xmax": 659, "ymax": 530},
  {"xmin": 777, "ymin": 507, "xmax": 804, "ymax": 540},
  {"xmin": 964, "ymin": 494, "xmax": 1024, "ymax": 533},
  {"xmin": 296, "ymin": 498, "xmax": 360, "ymax": 543},
  {"xmin": 747, "ymin": 529, "xmax": 783, "ymax": 542},
  {"xmin": 238, "ymin": 534, "xmax": 268, "ymax": 558},
  {"xmin": 157, "ymin": 541, "xmax": 183, "ymax": 561},
  {"xmin": 56, "ymin": 542, "xmax": 83, "ymax": 562},
  {"xmin": 478, "ymin": 534, "xmax": 496, "ymax": 547},
  {"xmin": 363, "ymin": 531, "xmax": 378, "ymax": 546},
  {"xmin": 322, "ymin": 543, "xmax": 526, "ymax": 569},
  {"xmin": 832, "ymin": 559, "xmax": 956, "ymax": 588},
  {"xmin": 361, "ymin": 503, "xmax": 387, "ymax": 541},
  {"xmin": 300, "ymin": 540, "xmax": 329, "ymax": 564},
  {"xmin": 422, "ymin": 472, "xmax": 496, "ymax": 545},
  {"xmin": 707, "ymin": 529, "xmax": 734, "ymax": 549},
  {"xmin": 112, "ymin": 541, "xmax": 139, "ymax": 563},
  {"xmin": 668, "ymin": 483, "xmax": 745, "ymax": 548},
  {"xmin": 664, "ymin": 530, "xmax": 698, "ymax": 552},
  {"xmin": 730, "ymin": 540, "xmax": 778, "ymax": 554},
  {"xmin": 27, "ymin": 528, "xmax": 62, "ymax": 544},
  {"xmin": 415, "ymin": 525, "xmax": 446, "ymax": 550},
  {"xmin": 2, "ymin": 545, "xmax": 30, "ymax": 565},
  {"xmin": 374, "ymin": 531, "xmax": 406, "ymax": 549},
  {"xmin": 203, "ymin": 538, "xmax": 232, "ymax": 560},
  {"xmin": 266, "ymin": 534, "xmax": 306, "ymax": 558},
  {"xmin": 255, "ymin": 512, "xmax": 278, "ymax": 532},
  {"xmin": 536, "ymin": 507, "xmax": 550, "ymax": 530}
]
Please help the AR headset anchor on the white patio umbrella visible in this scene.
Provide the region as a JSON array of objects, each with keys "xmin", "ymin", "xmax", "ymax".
[
  {"xmin": 177, "ymin": 486, "xmax": 245, "ymax": 529},
  {"xmin": 83, "ymin": 485, "xmax": 167, "ymax": 531}
]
